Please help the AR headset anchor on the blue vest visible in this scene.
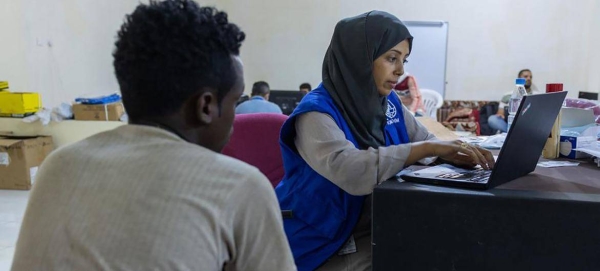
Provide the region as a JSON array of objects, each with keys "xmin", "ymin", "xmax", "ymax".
[{"xmin": 276, "ymin": 84, "xmax": 410, "ymax": 271}]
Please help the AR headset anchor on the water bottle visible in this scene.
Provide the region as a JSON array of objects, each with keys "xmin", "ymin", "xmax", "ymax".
[{"xmin": 506, "ymin": 78, "xmax": 527, "ymax": 133}]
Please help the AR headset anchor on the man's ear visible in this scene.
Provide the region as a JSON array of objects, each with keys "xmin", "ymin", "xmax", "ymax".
[{"xmin": 186, "ymin": 91, "xmax": 218, "ymax": 126}]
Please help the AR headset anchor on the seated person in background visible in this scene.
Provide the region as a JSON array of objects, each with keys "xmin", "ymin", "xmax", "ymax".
[
  {"xmin": 299, "ymin": 82, "xmax": 312, "ymax": 94},
  {"xmin": 393, "ymin": 72, "xmax": 426, "ymax": 116},
  {"xmin": 11, "ymin": 1, "xmax": 296, "ymax": 270},
  {"xmin": 275, "ymin": 11, "xmax": 494, "ymax": 271},
  {"xmin": 235, "ymin": 81, "xmax": 283, "ymax": 114},
  {"xmin": 488, "ymin": 68, "xmax": 540, "ymax": 133}
]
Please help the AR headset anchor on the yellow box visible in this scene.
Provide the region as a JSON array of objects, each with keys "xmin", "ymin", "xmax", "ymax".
[
  {"xmin": 0, "ymin": 81, "xmax": 8, "ymax": 90},
  {"xmin": 0, "ymin": 92, "xmax": 42, "ymax": 117}
]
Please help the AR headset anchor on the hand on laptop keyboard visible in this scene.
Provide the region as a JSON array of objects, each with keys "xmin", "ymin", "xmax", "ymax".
[{"xmin": 428, "ymin": 140, "xmax": 495, "ymax": 170}]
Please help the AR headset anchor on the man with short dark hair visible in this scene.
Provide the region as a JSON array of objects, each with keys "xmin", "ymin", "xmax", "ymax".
[
  {"xmin": 488, "ymin": 69, "xmax": 539, "ymax": 133},
  {"xmin": 11, "ymin": 1, "xmax": 296, "ymax": 270},
  {"xmin": 235, "ymin": 81, "xmax": 283, "ymax": 114},
  {"xmin": 299, "ymin": 82, "xmax": 312, "ymax": 94}
]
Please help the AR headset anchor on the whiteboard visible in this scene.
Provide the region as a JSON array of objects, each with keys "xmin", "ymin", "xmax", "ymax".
[{"xmin": 404, "ymin": 21, "xmax": 448, "ymax": 98}]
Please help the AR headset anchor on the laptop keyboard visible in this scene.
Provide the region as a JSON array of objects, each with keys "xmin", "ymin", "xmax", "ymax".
[{"xmin": 435, "ymin": 169, "xmax": 491, "ymax": 183}]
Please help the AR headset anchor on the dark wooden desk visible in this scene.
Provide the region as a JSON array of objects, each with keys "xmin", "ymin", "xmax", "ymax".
[{"xmin": 372, "ymin": 159, "xmax": 600, "ymax": 271}]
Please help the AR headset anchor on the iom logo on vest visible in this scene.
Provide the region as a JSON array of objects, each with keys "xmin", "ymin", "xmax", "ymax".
[{"xmin": 386, "ymin": 99, "xmax": 400, "ymax": 125}]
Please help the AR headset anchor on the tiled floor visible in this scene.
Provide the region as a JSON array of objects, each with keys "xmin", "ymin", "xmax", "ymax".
[{"xmin": 0, "ymin": 190, "xmax": 29, "ymax": 271}]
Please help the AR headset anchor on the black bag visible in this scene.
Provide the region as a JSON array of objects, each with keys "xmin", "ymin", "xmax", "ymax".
[{"xmin": 478, "ymin": 102, "xmax": 500, "ymax": 135}]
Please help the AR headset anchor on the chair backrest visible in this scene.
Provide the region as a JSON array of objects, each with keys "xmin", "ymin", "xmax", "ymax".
[
  {"xmin": 420, "ymin": 89, "xmax": 444, "ymax": 118},
  {"xmin": 221, "ymin": 113, "xmax": 288, "ymax": 188},
  {"xmin": 479, "ymin": 102, "xmax": 500, "ymax": 136}
]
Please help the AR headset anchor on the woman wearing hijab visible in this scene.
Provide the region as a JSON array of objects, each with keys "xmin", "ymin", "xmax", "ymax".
[{"xmin": 276, "ymin": 11, "xmax": 495, "ymax": 271}]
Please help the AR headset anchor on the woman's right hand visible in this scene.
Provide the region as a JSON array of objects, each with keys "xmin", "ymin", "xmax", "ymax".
[{"xmin": 427, "ymin": 140, "xmax": 495, "ymax": 170}]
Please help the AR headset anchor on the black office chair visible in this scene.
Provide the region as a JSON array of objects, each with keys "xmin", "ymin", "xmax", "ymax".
[{"xmin": 478, "ymin": 102, "xmax": 500, "ymax": 136}]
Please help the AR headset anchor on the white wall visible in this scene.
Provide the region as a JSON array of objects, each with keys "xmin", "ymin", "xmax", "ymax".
[
  {"xmin": 0, "ymin": 0, "xmax": 219, "ymax": 107},
  {"xmin": 224, "ymin": 0, "xmax": 600, "ymax": 100},
  {"xmin": 0, "ymin": 1, "xmax": 29, "ymax": 97},
  {"xmin": 0, "ymin": 0, "xmax": 140, "ymax": 107},
  {"xmin": 584, "ymin": 2, "xmax": 600, "ymax": 95},
  {"xmin": 1, "ymin": 0, "xmax": 598, "ymax": 108}
]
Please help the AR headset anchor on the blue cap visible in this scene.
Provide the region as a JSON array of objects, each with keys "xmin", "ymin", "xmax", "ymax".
[{"xmin": 516, "ymin": 78, "xmax": 526, "ymax": 85}]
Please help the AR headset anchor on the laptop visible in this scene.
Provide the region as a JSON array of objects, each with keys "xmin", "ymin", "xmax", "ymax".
[{"xmin": 401, "ymin": 91, "xmax": 568, "ymax": 190}]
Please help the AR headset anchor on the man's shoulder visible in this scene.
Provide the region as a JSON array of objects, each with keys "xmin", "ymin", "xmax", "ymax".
[
  {"xmin": 47, "ymin": 127, "xmax": 263, "ymax": 180},
  {"xmin": 268, "ymin": 101, "xmax": 282, "ymax": 109},
  {"xmin": 201, "ymin": 154, "xmax": 274, "ymax": 204},
  {"xmin": 183, "ymin": 149, "xmax": 271, "ymax": 187},
  {"xmin": 49, "ymin": 136, "xmax": 269, "ymax": 198},
  {"xmin": 235, "ymin": 99, "xmax": 270, "ymax": 113},
  {"xmin": 208, "ymin": 152, "xmax": 263, "ymax": 176},
  {"xmin": 235, "ymin": 100, "xmax": 253, "ymax": 109},
  {"xmin": 44, "ymin": 129, "xmax": 116, "ymax": 159}
]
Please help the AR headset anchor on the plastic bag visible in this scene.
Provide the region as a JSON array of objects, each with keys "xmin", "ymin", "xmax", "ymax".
[
  {"xmin": 75, "ymin": 93, "xmax": 121, "ymax": 105},
  {"xmin": 21, "ymin": 103, "xmax": 73, "ymax": 126},
  {"xmin": 564, "ymin": 98, "xmax": 600, "ymax": 124},
  {"xmin": 22, "ymin": 108, "xmax": 52, "ymax": 125}
]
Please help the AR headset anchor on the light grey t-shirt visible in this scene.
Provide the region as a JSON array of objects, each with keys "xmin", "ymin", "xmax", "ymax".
[{"xmin": 12, "ymin": 125, "xmax": 296, "ymax": 271}]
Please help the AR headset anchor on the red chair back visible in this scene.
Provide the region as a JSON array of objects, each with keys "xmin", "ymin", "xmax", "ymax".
[{"xmin": 222, "ymin": 113, "xmax": 288, "ymax": 188}]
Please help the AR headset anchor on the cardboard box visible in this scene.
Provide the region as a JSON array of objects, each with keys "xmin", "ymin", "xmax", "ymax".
[
  {"xmin": 0, "ymin": 92, "xmax": 41, "ymax": 117},
  {"xmin": 0, "ymin": 135, "xmax": 54, "ymax": 190},
  {"xmin": 72, "ymin": 102, "xmax": 125, "ymax": 121},
  {"xmin": 542, "ymin": 113, "xmax": 561, "ymax": 159},
  {"xmin": 559, "ymin": 135, "xmax": 595, "ymax": 159}
]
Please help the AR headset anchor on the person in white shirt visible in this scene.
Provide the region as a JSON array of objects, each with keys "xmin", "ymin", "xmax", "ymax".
[{"xmin": 488, "ymin": 69, "xmax": 540, "ymax": 133}]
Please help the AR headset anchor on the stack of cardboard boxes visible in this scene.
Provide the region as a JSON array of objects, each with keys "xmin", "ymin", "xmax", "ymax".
[
  {"xmin": 0, "ymin": 81, "xmax": 55, "ymax": 190},
  {"xmin": 0, "ymin": 134, "xmax": 54, "ymax": 190},
  {"xmin": 72, "ymin": 93, "xmax": 125, "ymax": 121}
]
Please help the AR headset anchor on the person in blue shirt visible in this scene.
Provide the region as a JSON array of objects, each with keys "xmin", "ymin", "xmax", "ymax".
[
  {"xmin": 275, "ymin": 11, "xmax": 495, "ymax": 271},
  {"xmin": 235, "ymin": 81, "xmax": 283, "ymax": 114}
]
